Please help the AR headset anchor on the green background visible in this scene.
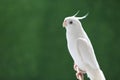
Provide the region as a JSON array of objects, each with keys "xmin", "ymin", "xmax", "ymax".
[{"xmin": 0, "ymin": 0, "xmax": 120, "ymax": 80}]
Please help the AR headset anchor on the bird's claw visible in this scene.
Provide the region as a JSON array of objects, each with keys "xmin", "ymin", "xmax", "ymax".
[
  {"xmin": 74, "ymin": 64, "xmax": 78, "ymax": 71},
  {"xmin": 73, "ymin": 63, "xmax": 85, "ymax": 80},
  {"xmin": 76, "ymin": 71, "xmax": 84, "ymax": 80}
]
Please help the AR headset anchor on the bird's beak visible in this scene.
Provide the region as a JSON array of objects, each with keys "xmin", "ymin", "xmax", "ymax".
[{"xmin": 63, "ymin": 20, "xmax": 67, "ymax": 28}]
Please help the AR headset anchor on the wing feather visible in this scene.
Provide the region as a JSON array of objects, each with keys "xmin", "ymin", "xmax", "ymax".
[{"xmin": 77, "ymin": 38, "xmax": 100, "ymax": 70}]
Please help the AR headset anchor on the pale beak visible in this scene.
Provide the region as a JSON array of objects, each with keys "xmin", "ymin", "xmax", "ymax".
[{"xmin": 63, "ymin": 20, "xmax": 67, "ymax": 27}]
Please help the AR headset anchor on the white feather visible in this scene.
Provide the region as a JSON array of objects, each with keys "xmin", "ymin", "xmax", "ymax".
[
  {"xmin": 63, "ymin": 13, "xmax": 106, "ymax": 80},
  {"xmin": 73, "ymin": 11, "xmax": 80, "ymax": 17},
  {"xmin": 76, "ymin": 13, "xmax": 89, "ymax": 20},
  {"xmin": 72, "ymin": 11, "xmax": 89, "ymax": 20}
]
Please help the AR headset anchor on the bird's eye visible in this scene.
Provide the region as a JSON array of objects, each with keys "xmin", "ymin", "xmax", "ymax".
[{"xmin": 69, "ymin": 21, "xmax": 73, "ymax": 24}]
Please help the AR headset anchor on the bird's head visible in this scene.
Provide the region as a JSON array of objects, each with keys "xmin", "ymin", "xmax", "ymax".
[{"xmin": 63, "ymin": 11, "xmax": 88, "ymax": 29}]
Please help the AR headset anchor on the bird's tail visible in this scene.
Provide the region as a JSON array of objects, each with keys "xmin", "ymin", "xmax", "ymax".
[{"xmin": 87, "ymin": 69, "xmax": 106, "ymax": 80}]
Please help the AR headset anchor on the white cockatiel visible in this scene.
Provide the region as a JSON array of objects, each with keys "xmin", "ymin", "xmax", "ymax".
[{"xmin": 63, "ymin": 12, "xmax": 106, "ymax": 80}]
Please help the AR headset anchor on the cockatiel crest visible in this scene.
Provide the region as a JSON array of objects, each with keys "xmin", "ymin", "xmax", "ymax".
[{"xmin": 63, "ymin": 11, "xmax": 88, "ymax": 28}]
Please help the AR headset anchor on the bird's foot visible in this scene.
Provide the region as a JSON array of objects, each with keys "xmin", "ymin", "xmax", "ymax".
[
  {"xmin": 73, "ymin": 64, "xmax": 85, "ymax": 80},
  {"xmin": 73, "ymin": 63, "xmax": 78, "ymax": 71},
  {"xmin": 76, "ymin": 71, "xmax": 84, "ymax": 80}
]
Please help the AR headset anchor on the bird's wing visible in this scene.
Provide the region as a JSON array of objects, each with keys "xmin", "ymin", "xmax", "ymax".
[{"xmin": 77, "ymin": 38, "xmax": 100, "ymax": 70}]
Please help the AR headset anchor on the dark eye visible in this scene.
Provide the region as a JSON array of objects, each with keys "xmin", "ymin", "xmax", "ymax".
[{"xmin": 69, "ymin": 21, "xmax": 73, "ymax": 24}]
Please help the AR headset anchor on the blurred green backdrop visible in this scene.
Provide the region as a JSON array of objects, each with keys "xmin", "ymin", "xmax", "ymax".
[{"xmin": 0, "ymin": 0, "xmax": 120, "ymax": 80}]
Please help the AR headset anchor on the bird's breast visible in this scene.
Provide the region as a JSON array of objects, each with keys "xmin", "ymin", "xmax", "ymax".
[{"xmin": 67, "ymin": 37, "xmax": 85, "ymax": 71}]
